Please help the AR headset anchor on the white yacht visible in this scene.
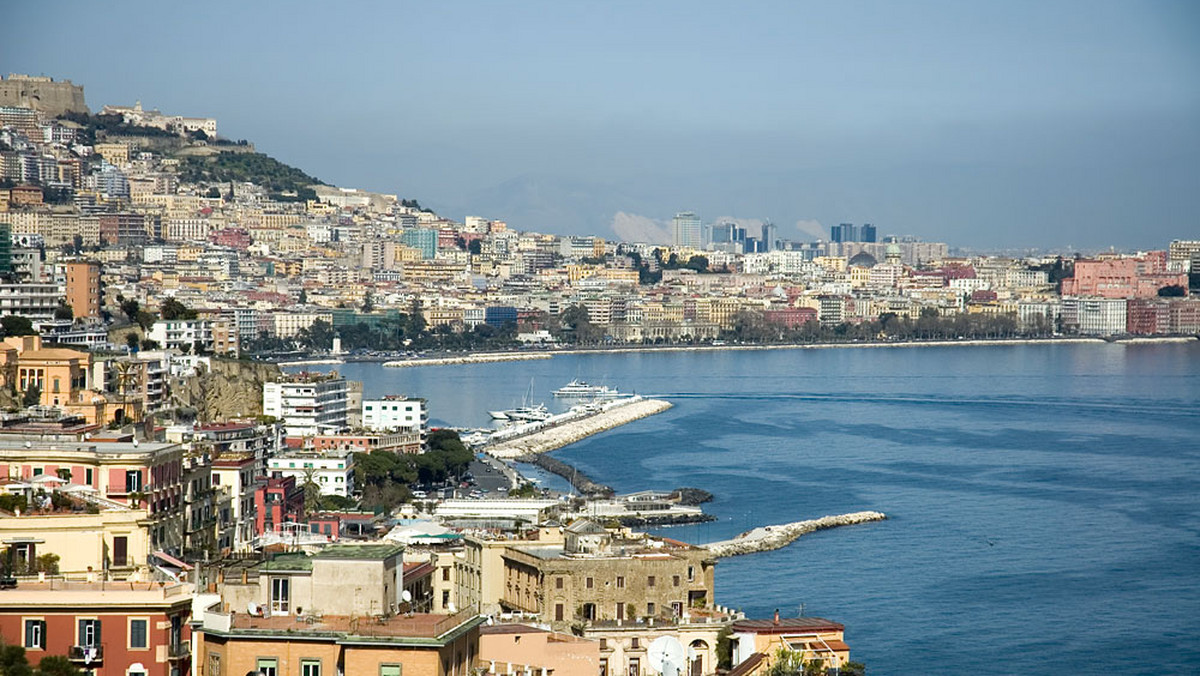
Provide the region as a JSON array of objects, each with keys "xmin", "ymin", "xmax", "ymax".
[{"xmin": 552, "ymin": 379, "xmax": 621, "ymax": 398}]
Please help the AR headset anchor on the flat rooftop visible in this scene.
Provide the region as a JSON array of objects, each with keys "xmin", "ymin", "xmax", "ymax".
[{"xmin": 228, "ymin": 610, "xmax": 480, "ymax": 641}]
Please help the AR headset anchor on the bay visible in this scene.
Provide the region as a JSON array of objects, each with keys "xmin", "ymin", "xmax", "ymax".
[{"xmin": 300, "ymin": 342, "xmax": 1200, "ymax": 674}]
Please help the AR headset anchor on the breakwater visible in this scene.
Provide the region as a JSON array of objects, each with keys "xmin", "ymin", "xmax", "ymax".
[
  {"xmin": 522, "ymin": 453, "xmax": 614, "ymax": 496},
  {"xmin": 703, "ymin": 511, "xmax": 888, "ymax": 558},
  {"xmin": 486, "ymin": 397, "xmax": 673, "ymax": 459},
  {"xmin": 383, "ymin": 353, "xmax": 552, "ymax": 368}
]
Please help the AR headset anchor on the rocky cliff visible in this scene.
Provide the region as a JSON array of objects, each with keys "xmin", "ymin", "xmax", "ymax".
[{"xmin": 171, "ymin": 358, "xmax": 281, "ymax": 422}]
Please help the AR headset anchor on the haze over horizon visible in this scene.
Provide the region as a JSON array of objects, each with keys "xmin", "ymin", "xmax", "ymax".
[{"xmin": 7, "ymin": 0, "xmax": 1198, "ymax": 251}]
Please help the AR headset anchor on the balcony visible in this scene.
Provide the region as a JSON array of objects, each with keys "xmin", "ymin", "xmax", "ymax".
[
  {"xmin": 168, "ymin": 640, "xmax": 191, "ymax": 660},
  {"xmin": 67, "ymin": 645, "xmax": 103, "ymax": 663}
]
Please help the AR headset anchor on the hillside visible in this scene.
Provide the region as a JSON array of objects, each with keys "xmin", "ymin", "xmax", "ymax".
[{"xmin": 175, "ymin": 151, "xmax": 325, "ymax": 201}]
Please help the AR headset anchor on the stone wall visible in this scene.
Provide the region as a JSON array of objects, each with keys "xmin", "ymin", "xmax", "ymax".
[{"xmin": 0, "ymin": 75, "xmax": 88, "ymax": 116}]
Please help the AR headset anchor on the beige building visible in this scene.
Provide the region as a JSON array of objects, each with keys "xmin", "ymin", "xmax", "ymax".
[
  {"xmin": 0, "ymin": 497, "xmax": 152, "ymax": 576},
  {"xmin": 500, "ymin": 520, "xmax": 716, "ymax": 630},
  {"xmin": 207, "ymin": 543, "xmax": 405, "ymax": 618}
]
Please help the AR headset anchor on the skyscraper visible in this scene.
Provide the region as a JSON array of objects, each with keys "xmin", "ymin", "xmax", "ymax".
[
  {"xmin": 830, "ymin": 223, "xmax": 858, "ymax": 243},
  {"xmin": 761, "ymin": 222, "xmax": 778, "ymax": 252},
  {"xmin": 861, "ymin": 223, "xmax": 877, "ymax": 243},
  {"xmin": 672, "ymin": 211, "xmax": 703, "ymax": 249}
]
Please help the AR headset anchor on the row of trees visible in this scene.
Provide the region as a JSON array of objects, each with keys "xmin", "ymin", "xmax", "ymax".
[
  {"xmin": 354, "ymin": 430, "xmax": 474, "ymax": 511},
  {"xmin": 725, "ymin": 308, "xmax": 1039, "ymax": 344}
]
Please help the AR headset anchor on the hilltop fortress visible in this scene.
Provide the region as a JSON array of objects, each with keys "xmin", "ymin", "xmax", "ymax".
[{"xmin": 0, "ymin": 73, "xmax": 88, "ymax": 116}]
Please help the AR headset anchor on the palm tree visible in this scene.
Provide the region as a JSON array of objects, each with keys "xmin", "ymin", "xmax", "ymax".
[{"xmin": 113, "ymin": 360, "xmax": 138, "ymax": 424}]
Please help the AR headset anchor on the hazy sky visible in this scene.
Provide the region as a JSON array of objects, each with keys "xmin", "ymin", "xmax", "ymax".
[{"xmin": 7, "ymin": 1, "xmax": 1198, "ymax": 250}]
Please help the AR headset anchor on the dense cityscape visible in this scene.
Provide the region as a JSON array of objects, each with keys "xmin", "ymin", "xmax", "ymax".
[{"xmin": 0, "ymin": 70, "xmax": 1196, "ymax": 676}]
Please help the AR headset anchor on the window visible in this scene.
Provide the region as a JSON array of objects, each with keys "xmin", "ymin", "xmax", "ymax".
[
  {"xmin": 256, "ymin": 658, "xmax": 278, "ymax": 676},
  {"xmin": 630, "ymin": 637, "xmax": 640, "ymax": 649},
  {"xmin": 582, "ymin": 603, "xmax": 597, "ymax": 620},
  {"xmin": 586, "ymin": 576, "xmax": 594, "ymax": 589},
  {"xmin": 627, "ymin": 657, "xmax": 640, "ymax": 676},
  {"xmin": 442, "ymin": 590, "xmax": 450, "ymax": 607},
  {"xmin": 555, "ymin": 576, "xmax": 564, "ymax": 589},
  {"xmin": 271, "ymin": 577, "xmax": 290, "ymax": 613},
  {"xmin": 85, "ymin": 468, "xmax": 94, "ymax": 485},
  {"xmin": 207, "ymin": 652, "xmax": 221, "ymax": 676},
  {"xmin": 442, "ymin": 568, "xmax": 450, "ymax": 582},
  {"xmin": 125, "ymin": 470, "xmax": 142, "ymax": 493},
  {"xmin": 687, "ymin": 565, "xmax": 695, "ymax": 581},
  {"xmin": 301, "ymin": 660, "xmax": 321, "ymax": 676},
  {"xmin": 78, "ymin": 619, "xmax": 101, "ymax": 647},
  {"xmin": 554, "ymin": 603, "xmax": 564, "ymax": 621},
  {"xmin": 24, "ymin": 619, "xmax": 45, "ymax": 649},
  {"xmin": 380, "ymin": 665, "xmax": 402, "ymax": 676},
  {"xmin": 673, "ymin": 575, "xmax": 680, "ymax": 587},
  {"xmin": 129, "ymin": 618, "xmax": 148, "ymax": 649},
  {"xmin": 647, "ymin": 602, "xmax": 655, "ymax": 616},
  {"xmin": 113, "ymin": 536, "xmax": 128, "ymax": 567},
  {"xmin": 616, "ymin": 576, "xmax": 625, "ymax": 588},
  {"xmin": 647, "ymin": 575, "xmax": 655, "ymax": 588},
  {"xmin": 599, "ymin": 658, "xmax": 608, "ymax": 676},
  {"xmin": 671, "ymin": 602, "xmax": 683, "ymax": 617},
  {"xmin": 616, "ymin": 603, "xmax": 624, "ymax": 620}
]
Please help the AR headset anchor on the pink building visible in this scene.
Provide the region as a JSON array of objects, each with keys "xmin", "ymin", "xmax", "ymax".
[{"xmin": 1061, "ymin": 253, "xmax": 1187, "ymax": 299}]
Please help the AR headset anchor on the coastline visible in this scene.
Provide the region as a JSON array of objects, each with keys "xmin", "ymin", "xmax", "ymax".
[{"xmin": 382, "ymin": 353, "xmax": 552, "ymax": 367}]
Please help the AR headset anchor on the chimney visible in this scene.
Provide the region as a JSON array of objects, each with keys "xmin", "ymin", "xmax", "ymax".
[{"xmin": 773, "ymin": 609, "xmax": 780, "ymax": 625}]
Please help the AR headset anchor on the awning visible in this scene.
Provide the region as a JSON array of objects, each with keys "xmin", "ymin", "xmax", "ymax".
[{"xmin": 152, "ymin": 551, "xmax": 194, "ymax": 571}]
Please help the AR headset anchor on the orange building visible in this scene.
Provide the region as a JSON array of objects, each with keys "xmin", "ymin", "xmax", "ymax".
[
  {"xmin": 479, "ymin": 623, "xmax": 599, "ymax": 675},
  {"xmin": 729, "ymin": 615, "xmax": 851, "ymax": 675},
  {"xmin": 0, "ymin": 335, "xmax": 129, "ymax": 425},
  {"xmin": 64, "ymin": 259, "xmax": 102, "ymax": 319}
]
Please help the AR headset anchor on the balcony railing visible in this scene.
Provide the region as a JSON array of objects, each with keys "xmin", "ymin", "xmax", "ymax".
[
  {"xmin": 67, "ymin": 645, "xmax": 103, "ymax": 663},
  {"xmin": 168, "ymin": 640, "xmax": 191, "ymax": 659}
]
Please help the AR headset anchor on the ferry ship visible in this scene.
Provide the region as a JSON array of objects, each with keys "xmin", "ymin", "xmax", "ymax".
[{"xmin": 552, "ymin": 379, "xmax": 621, "ymax": 399}]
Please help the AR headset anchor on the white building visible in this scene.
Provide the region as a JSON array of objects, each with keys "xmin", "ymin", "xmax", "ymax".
[
  {"xmin": 1061, "ymin": 296, "xmax": 1127, "ymax": 336},
  {"xmin": 148, "ymin": 319, "xmax": 213, "ymax": 353},
  {"xmin": 361, "ymin": 396, "xmax": 427, "ymax": 433},
  {"xmin": 263, "ymin": 375, "xmax": 349, "ymax": 436},
  {"xmin": 267, "ymin": 450, "xmax": 355, "ymax": 497}
]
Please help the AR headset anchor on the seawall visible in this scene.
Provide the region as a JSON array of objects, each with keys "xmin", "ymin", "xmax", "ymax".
[
  {"xmin": 383, "ymin": 353, "xmax": 552, "ymax": 368},
  {"xmin": 486, "ymin": 398, "xmax": 673, "ymax": 459},
  {"xmin": 703, "ymin": 511, "xmax": 888, "ymax": 558}
]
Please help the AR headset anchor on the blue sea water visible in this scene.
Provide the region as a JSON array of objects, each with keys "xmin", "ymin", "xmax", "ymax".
[{"xmin": 310, "ymin": 342, "xmax": 1200, "ymax": 674}]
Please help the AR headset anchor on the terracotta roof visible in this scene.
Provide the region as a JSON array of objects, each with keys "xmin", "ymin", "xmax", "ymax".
[
  {"xmin": 21, "ymin": 348, "xmax": 88, "ymax": 360},
  {"xmin": 728, "ymin": 652, "xmax": 767, "ymax": 676},
  {"xmin": 732, "ymin": 617, "xmax": 845, "ymax": 634},
  {"xmin": 480, "ymin": 623, "xmax": 548, "ymax": 636}
]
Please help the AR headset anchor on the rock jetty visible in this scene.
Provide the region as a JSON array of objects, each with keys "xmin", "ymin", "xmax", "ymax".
[
  {"xmin": 703, "ymin": 511, "xmax": 887, "ymax": 558},
  {"xmin": 486, "ymin": 398, "xmax": 673, "ymax": 458},
  {"xmin": 383, "ymin": 353, "xmax": 551, "ymax": 368}
]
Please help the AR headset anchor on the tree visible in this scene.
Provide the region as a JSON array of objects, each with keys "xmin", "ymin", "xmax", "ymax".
[
  {"xmin": 1, "ymin": 316, "xmax": 35, "ymax": 337},
  {"xmin": 119, "ymin": 297, "xmax": 141, "ymax": 323},
  {"xmin": 160, "ymin": 298, "xmax": 197, "ymax": 320},
  {"xmin": 125, "ymin": 333, "xmax": 140, "ymax": 352},
  {"xmin": 361, "ymin": 292, "xmax": 375, "ymax": 313},
  {"xmin": 0, "ymin": 641, "xmax": 34, "ymax": 676},
  {"xmin": 34, "ymin": 655, "xmax": 83, "ymax": 676},
  {"xmin": 135, "ymin": 310, "xmax": 157, "ymax": 331},
  {"xmin": 468, "ymin": 239, "xmax": 482, "ymax": 255},
  {"xmin": 54, "ymin": 301, "xmax": 74, "ymax": 321},
  {"xmin": 300, "ymin": 467, "xmax": 322, "ymax": 518},
  {"xmin": 22, "ymin": 383, "xmax": 40, "ymax": 408},
  {"xmin": 1158, "ymin": 284, "xmax": 1186, "ymax": 297},
  {"xmin": 140, "ymin": 338, "xmax": 160, "ymax": 351}
]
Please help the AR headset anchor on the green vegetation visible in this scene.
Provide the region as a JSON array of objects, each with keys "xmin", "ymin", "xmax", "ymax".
[
  {"xmin": 0, "ymin": 638, "xmax": 84, "ymax": 676},
  {"xmin": 160, "ymin": 298, "xmax": 198, "ymax": 320},
  {"xmin": 57, "ymin": 110, "xmax": 176, "ymax": 145},
  {"xmin": 354, "ymin": 430, "xmax": 474, "ymax": 512},
  {"xmin": 272, "ymin": 313, "xmax": 519, "ymax": 355},
  {"xmin": 724, "ymin": 307, "xmax": 1035, "ymax": 345},
  {"xmin": 1, "ymin": 316, "xmax": 35, "ymax": 337},
  {"xmin": 767, "ymin": 648, "xmax": 864, "ymax": 676},
  {"xmin": 176, "ymin": 151, "xmax": 324, "ymax": 201}
]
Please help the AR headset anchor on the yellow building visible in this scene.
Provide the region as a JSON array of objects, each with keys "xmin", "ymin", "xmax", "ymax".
[{"xmin": 0, "ymin": 500, "xmax": 152, "ymax": 576}]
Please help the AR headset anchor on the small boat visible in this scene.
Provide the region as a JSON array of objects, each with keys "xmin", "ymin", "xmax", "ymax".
[{"xmin": 553, "ymin": 379, "xmax": 621, "ymax": 398}]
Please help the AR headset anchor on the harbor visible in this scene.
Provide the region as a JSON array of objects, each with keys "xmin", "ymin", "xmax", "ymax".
[
  {"xmin": 480, "ymin": 396, "xmax": 674, "ymax": 459},
  {"xmin": 702, "ymin": 512, "xmax": 889, "ymax": 558}
]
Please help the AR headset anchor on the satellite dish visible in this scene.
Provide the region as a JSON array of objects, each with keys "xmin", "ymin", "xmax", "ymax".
[
  {"xmin": 401, "ymin": 590, "xmax": 412, "ymax": 602},
  {"xmin": 246, "ymin": 602, "xmax": 259, "ymax": 616},
  {"xmin": 24, "ymin": 441, "xmax": 31, "ymax": 448},
  {"xmin": 446, "ymin": 601, "xmax": 456, "ymax": 613},
  {"xmin": 647, "ymin": 636, "xmax": 686, "ymax": 676}
]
